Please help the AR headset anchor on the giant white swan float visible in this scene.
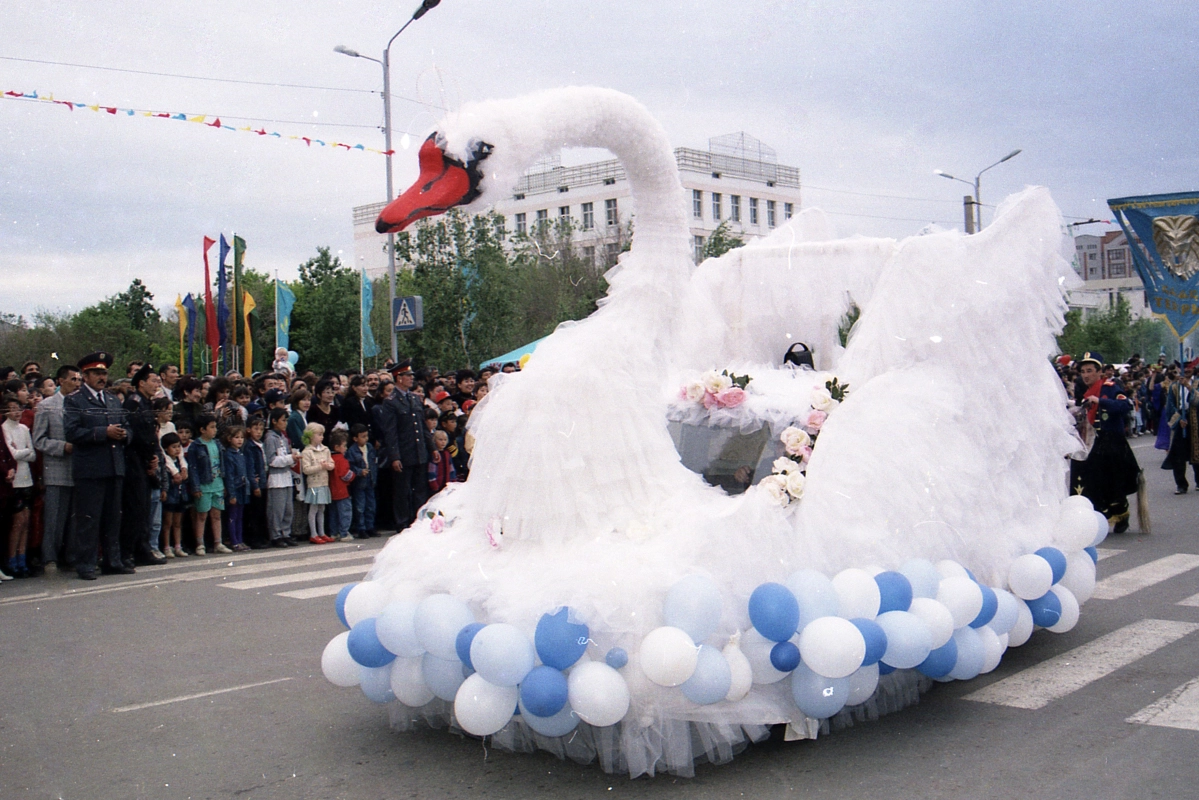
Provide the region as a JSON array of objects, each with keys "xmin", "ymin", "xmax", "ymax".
[{"xmin": 319, "ymin": 87, "xmax": 1104, "ymax": 777}]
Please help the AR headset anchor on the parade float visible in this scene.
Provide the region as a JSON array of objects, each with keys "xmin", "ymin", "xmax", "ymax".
[{"xmin": 319, "ymin": 87, "xmax": 1104, "ymax": 777}]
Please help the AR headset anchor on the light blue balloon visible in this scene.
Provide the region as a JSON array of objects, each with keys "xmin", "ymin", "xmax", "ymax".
[
  {"xmin": 898, "ymin": 558, "xmax": 941, "ymax": 599},
  {"xmin": 287, "ymin": 350, "xmax": 299, "ymax": 365},
  {"xmin": 414, "ymin": 594, "xmax": 475, "ymax": 661},
  {"xmin": 422, "ymin": 652, "xmax": 466, "ymax": 701},
  {"xmin": 786, "ymin": 569, "xmax": 839, "ymax": 632},
  {"xmin": 875, "ymin": 611, "xmax": 933, "ymax": 670},
  {"xmin": 680, "ymin": 644, "xmax": 732, "ymax": 705},
  {"xmin": 948, "ymin": 627, "xmax": 985, "ymax": 681},
  {"xmin": 359, "ymin": 664, "xmax": 396, "ymax": 703},
  {"xmin": 1092, "ymin": 510, "xmax": 1109, "ymax": 546},
  {"xmin": 518, "ymin": 697, "xmax": 580, "ymax": 737},
  {"xmin": 470, "ymin": 623, "xmax": 536, "ymax": 687},
  {"xmin": 790, "ymin": 663, "xmax": 849, "ymax": 719},
  {"xmin": 987, "ymin": 589, "xmax": 1020, "ymax": 636},
  {"xmin": 375, "ymin": 600, "xmax": 424, "ymax": 658},
  {"xmin": 663, "ymin": 575, "xmax": 723, "ymax": 643}
]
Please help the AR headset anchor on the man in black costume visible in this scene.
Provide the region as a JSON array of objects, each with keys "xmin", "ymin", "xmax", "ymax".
[{"xmin": 1070, "ymin": 353, "xmax": 1142, "ymax": 534}]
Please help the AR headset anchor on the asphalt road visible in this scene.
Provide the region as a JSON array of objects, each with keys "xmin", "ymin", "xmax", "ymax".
[{"xmin": 3, "ymin": 435, "xmax": 1199, "ymax": 799}]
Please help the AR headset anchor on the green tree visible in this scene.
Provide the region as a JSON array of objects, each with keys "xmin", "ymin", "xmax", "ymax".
[
  {"xmin": 1056, "ymin": 295, "xmax": 1174, "ymax": 363},
  {"xmin": 289, "ymin": 247, "xmax": 359, "ymax": 373},
  {"xmin": 700, "ymin": 220, "xmax": 745, "ymax": 261}
]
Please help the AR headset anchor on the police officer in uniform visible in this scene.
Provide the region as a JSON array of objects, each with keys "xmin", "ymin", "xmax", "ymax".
[
  {"xmin": 63, "ymin": 352, "xmax": 131, "ymax": 579},
  {"xmin": 380, "ymin": 360, "xmax": 430, "ymax": 531}
]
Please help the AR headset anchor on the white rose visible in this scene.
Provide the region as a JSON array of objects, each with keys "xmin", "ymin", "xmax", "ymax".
[
  {"xmin": 759, "ymin": 475, "xmax": 790, "ymax": 505},
  {"xmin": 773, "ymin": 456, "xmax": 799, "ymax": 475},
  {"xmin": 784, "ymin": 470, "xmax": 806, "ymax": 500},
  {"xmin": 780, "ymin": 426, "xmax": 811, "ymax": 453},
  {"xmin": 810, "ymin": 387, "xmax": 835, "ymax": 411},
  {"xmin": 702, "ymin": 370, "xmax": 733, "ymax": 395},
  {"xmin": 683, "ymin": 381, "xmax": 706, "ymax": 403}
]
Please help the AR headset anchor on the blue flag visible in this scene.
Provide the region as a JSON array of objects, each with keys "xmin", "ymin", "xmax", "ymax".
[
  {"xmin": 1109, "ymin": 192, "xmax": 1199, "ymax": 339},
  {"xmin": 362, "ymin": 269, "xmax": 379, "ymax": 359},
  {"xmin": 216, "ymin": 235, "xmax": 231, "ymax": 371},
  {"xmin": 182, "ymin": 293, "xmax": 198, "ymax": 375},
  {"xmin": 276, "ymin": 280, "xmax": 296, "ymax": 350}
]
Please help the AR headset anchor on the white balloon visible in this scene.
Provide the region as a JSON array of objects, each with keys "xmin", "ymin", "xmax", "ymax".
[
  {"xmin": 722, "ymin": 634, "xmax": 754, "ymax": 702},
  {"xmin": 798, "ymin": 616, "xmax": 867, "ymax": 679},
  {"xmin": 376, "ymin": 600, "xmax": 424, "ymax": 658},
  {"xmin": 1008, "ymin": 554, "xmax": 1054, "ymax": 600},
  {"xmin": 639, "ymin": 626, "xmax": 699, "ymax": 687},
  {"xmin": 875, "ymin": 611, "xmax": 933, "ymax": 669},
  {"xmin": 1047, "ymin": 586, "xmax": 1080, "ymax": 633},
  {"xmin": 1061, "ymin": 494, "xmax": 1095, "ymax": 514},
  {"xmin": 567, "ymin": 661, "xmax": 630, "ymax": 727},
  {"xmin": 663, "ymin": 574, "xmax": 724, "ymax": 643},
  {"xmin": 1091, "ymin": 510, "xmax": 1110, "ymax": 547},
  {"xmin": 846, "ymin": 663, "xmax": 880, "ymax": 706},
  {"xmin": 519, "ymin": 697, "xmax": 579, "ymax": 737},
  {"xmin": 322, "ymin": 631, "xmax": 360, "ymax": 687},
  {"xmin": 785, "ymin": 569, "xmax": 840, "ymax": 631},
  {"xmin": 908, "ymin": 597, "xmax": 955, "ymax": 648},
  {"xmin": 1054, "ymin": 498, "xmax": 1099, "ymax": 552},
  {"xmin": 1060, "ymin": 550, "xmax": 1096, "ymax": 604},
  {"xmin": 470, "ymin": 623, "xmax": 536, "ymax": 687},
  {"xmin": 987, "ymin": 589, "xmax": 1021, "ymax": 636},
  {"xmin": 742, "ymin": 627, "xmax": 790, "ymax": 685},
  {"xmin": 936, "ymin": 576, "xmax": 984, "ymax": 629},
  {"xmin": 977, "ymin": 626, "xmax": 1006, "ymax": 674},
  {"xmin": 936, "ymin": 560, "xmax": 970, "ymax": 580},
  {"xmin": 390, "ymin": 655, "xmax": 435, "ymax": 707},
  {"xmin": 1007, "ymin": 600, "xmax": 1035, "ymax": 647},
  {"xmin": 454, "ymin": 674, "xmax": 518, "ymax": 736},
  {"xmin": 948, "ymin": 627, "xmax": 985, "ymax": 681},
  {"xmin": 832, "ymin": 568, "xmax": 881, "ymax": 619},
  {"xmin": 422, "ymin": 653, "xmax": 467, "ymax": 701},
  {"xmin": 414, "ymin": 594, "xmax": 475, "ymax": 661},
  {"xmin": 344, "ymin": 581, "xmax": 391, "ymax": 628},
  {"xmin": 899, "ymin": 559, "xmax": 942, "ymax": 599}
]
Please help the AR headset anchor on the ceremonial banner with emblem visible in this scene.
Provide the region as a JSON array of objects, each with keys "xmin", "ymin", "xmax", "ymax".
[{"xmin": 1109, "ymin": 191, "xmax": 1199, "ymax": 339}]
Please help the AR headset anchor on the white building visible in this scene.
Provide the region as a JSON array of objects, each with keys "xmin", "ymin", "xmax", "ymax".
[
  {"xmin": 352, "ymin": 133, "xmax": 803, "ymax": 273},
  {"xmin": 1068, "ymin": 231, "xmax": 1152, "ymax": 320}
]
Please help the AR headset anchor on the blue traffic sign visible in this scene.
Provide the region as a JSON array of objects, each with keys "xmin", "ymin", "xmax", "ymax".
[{"xmin": 393, "ymin": 295, "xmax": 424, "ymax": 332}]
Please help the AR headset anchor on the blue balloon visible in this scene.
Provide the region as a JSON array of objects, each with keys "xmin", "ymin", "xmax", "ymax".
[
  {"xmin": 1026, "ymin": 591, "xmax": 1063, "ymax": 628},
  {"xmin": 347, "ymin": 618, "xmax": 395, "ymax": 668},
  {"xmin": 1035, "ymin": 547, "xmax": 1068, "ymax": 583},
  {"xmin": 455, "ymin": 622, "xmax": 486, "ymax": 669},
  {"xmin": 769, "ymin": 641, "xmax": 801, "ymax": 672},
  {"xmin": 335, "ymin": 583, "xmax": 357, "ymax": 629},
  {"xmin": 663, "ymin": 575, "xmax": 723, "ymax": 643},
  {"xmin": 605, "ymin": 647, "xmax": 628, "ymax": 669},
  {"xmin": 519, "ymin": 697, "xmax": 580, "ymax": 737},
  {"xmin": 534, "ymin": 607, "xmax": 589, "ymax": 670},
  {"xmin": 878, "ymin": 661, "xmax": 896, "ymax": 676},
  {"xmin": 790, "ymin": 663, "xmax": 849, "ymax": 719},
  {"xmin": 874, "ymin": 571, "xmax": 913, "ymax": 613},
  {"xmin": 1085, "ymin": 546, "xmax": 1099, "ymax": 564},
  {"xmin": 850, "ymin": 618, "xmax": 888, "ymax": 666},
  {"xmin": 359, "ymin": 664, "xmax": 396, "ymax": 703},
  {"xmin": 749, "ymin": 582, "xmax": 800, "ymax": 642},
  {"xmin": 519, "ymin": 665, "xmax": 569, "ymax": 718},
  {"xmin": 681, "ymin": 644, "xmax": 733, "ymax": 705},
  {"xmin": 970, "ymin": 585, "xmax": 998, "ymax": 628},
  {"xmin": 916, "ymin": 638, "xmax": 958, "ymax": 678}
]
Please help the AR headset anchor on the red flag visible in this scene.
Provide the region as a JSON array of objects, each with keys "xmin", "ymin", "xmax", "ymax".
[{"xmin": 203, "ymin": 236, "xmax": 219, "ymax": 363}]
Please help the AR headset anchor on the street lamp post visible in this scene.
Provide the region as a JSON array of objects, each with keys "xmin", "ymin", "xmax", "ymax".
[
  {"xmin": 934, "ymin": 149, "xmax": 1022, "ymax": 233},
  {"xmin": 335, "ymin": 0, "xmax": 441, "ymax": 363}
]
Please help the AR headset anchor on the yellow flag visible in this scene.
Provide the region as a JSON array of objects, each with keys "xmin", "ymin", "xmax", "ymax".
[
  {"xmin": 174, "ymin": 294, "xmax": 186, "ymax": 371},
  {"xmin": 243, "ymin": 290, "xmax": 256, "ymax": 372}
]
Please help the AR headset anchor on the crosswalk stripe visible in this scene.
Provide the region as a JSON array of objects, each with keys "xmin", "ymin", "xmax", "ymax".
[
  {"xmin": 276, "ymin": 583, "xmax": 352, "ymax": 600},
  {"xmin": 1091, "ymin": 554, "xmax": 1199, "ymax": 600},
  {"xmin": 962, "ymin": 619, "xmax": 1199, "ymax": 710},
  {"xmin": 1178, "ymin": 593, "xmax": 1199, "ymax": 607},
  {"xmin": 1096, "ymin": 548, "xmax": 1124, "ymax": 561},
  {"xmin": 218, "ymin": 564, "xmax": 372, "ymax": 590},
  {"xmin": 1126, "ymin": 676, "xmax": 1199, "ymax": 731}
]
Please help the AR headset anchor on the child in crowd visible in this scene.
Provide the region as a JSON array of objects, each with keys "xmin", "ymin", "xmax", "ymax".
[
  {"xmin": 188, "ymin": 414, "xmax": 232, "ymax": 555},
  {"xmin": 346, "ymin": 423, "xmax": 377, "ymax": 538},
  {"xmin": 272, "ymin": 347, "xmax": 294, "ymax": 376},
  {"xmin": 301, "ymin": 422, "xmax": 335, "ymax": 544},
  {"xmin": 2, "ymin": 394, "xmax": 35, "ymax": 577},
  {"xmin": 221, "ymin": 425, "xmax": 251, "ymax": 552},
  {"xmin": 229, "ymin": 385, "xmax": 253, "ymax": 424},
  {"xmin": 264, "ymin": 409, "xmax": 301, "ymax": 547},
  {"xmin": 160, "ymin": 432, "xmax": 189, "ymax": 557},
  {"xmin": 244, "ymin": 416, "xmax": 268, "ymax": 548},
  {"xmin": 427, "ymin": 429, "xmax": 456, "ymax": 497},
  {"xmin": 327, "ymin": 430, "xmax": 356, "ymax": 543},
  {"xmin": 149, "ymin": 396, "xmax": 174, "ymax": 560},
  {"xmin": 439, "ymin": 412, "xmax": 468, "ymax": 480},
  {"xmin": 424, "ymin": 407, "xmax": 439, "ymax": 436}
]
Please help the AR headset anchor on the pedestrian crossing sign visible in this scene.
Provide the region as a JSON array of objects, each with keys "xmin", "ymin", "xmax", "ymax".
[{"xmin": 392, "ymin": 295, "xmax": 423, "ymax": 332}]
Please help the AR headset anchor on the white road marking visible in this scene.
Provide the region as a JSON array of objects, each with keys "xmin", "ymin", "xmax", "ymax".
[
  {"xmin": 1091, "ymin": 554, "xmax": 1199, "ymax": 600},
  {"xmin": 963, "ymin": 619, "xmax": 1199, "ymax": 710},
  {"xmin": 1176, "ymin": 593, "xmax": 1199, "ymax": 607},
  {"xmin": 0, "ymin": 591, "xmax": 50, "ymax": 606},
  {"xmin": 276, "ymin": 583, "xmax": 353, "ymax": 600},
  {"xmin": 1127, "ymin": 676, "xmax": 1199, "ymax": 731},
  {"xmin": 1096, "ymin": 548, "xmax": 1125, "ymax": 561},
  {"xmin": 111, "ymin": 677, "xmax": 293, "ymax": 713},
  {"xmin": 218, "ymin": 564, "xmax": 372, "ymax": 590}
]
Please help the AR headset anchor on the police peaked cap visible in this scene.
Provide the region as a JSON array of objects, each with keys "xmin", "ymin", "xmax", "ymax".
[{"xmin": 77, "ymin": 352, "xmax": 113, "ymax": 371}]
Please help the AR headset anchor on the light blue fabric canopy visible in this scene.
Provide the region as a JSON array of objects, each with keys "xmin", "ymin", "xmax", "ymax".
[{"xmin": 481, "ymin": 336, "xmax": 549, "ymax": 368}]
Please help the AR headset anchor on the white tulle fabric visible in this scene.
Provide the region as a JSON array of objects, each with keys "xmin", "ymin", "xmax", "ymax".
[{"xmin": 363, "ymin": 88, "xmax": 1081, "ymax": 777}]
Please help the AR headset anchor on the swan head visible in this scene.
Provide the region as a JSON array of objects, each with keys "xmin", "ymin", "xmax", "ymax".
[{"xmin": 375, "ymin": 133, "xmax": 494, "ymax": 234}]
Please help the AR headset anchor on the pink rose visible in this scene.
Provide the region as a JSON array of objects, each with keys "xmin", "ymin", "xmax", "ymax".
[
  {"xmin": 806, "ymin": 409, "xmax": 828, "ymax": 433},
  {"xmin": 800, "ymin": 446, "xmax": 812, "ymax": 463},
  {"xmin": 430, "ymin": 516, "xmax": 444, "ymax": 534},
  {"xmin": 702, "ymin": 391, "xmax": 718, "ymax": 410},
  {"xmin": 714, "ymin": 387, "xmax": 747, "ymax": 408}
]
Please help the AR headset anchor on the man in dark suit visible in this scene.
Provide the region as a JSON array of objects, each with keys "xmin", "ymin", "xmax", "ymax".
[
  {"xmin": 121, "ymin": 364, "xmax": 166, "ymax": 567},
  {"xmin": 63, "ymin": 352, "xmax": 131, "ymax": 579},
  {"xmin": 379, "ymin": 360, "xmax": 430, "ymax": 531}
]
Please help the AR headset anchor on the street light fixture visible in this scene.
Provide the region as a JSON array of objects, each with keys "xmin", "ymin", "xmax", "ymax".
[
  {"xmin": 935, "ymin": 149, "xmax": 1022, "ymax": 233},
  {"xmin": 335, "ymin": 0, "xmax": 443, "ymax": 363}
]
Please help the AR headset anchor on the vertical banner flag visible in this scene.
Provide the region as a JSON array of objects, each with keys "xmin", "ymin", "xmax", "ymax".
[
  {"xmin": 233, "ymin": 234, "xmax": 246, "ymax": 358},
  {"xmin": 276, "ymin": 280, "xmax": 296, "ymax": 350},
  {"xmin": 175, "ymin": 294, "xmax": 186, "ymax": 371},
  {"xmin": 217, "ymin": 235, "xmax": 231, "ymax": 372},
  {"xmin": 1109, "ymin": 191, "xmax": 1199, "ymax": 340},
  {"xmin": 203, "ymin": 237, "xmax": 218, "ymax": 367},
  {"xmin": 361, "ymin": 268, "xmax": 379, "ymax": 359},
  {"xmin": 182, "ymin": 293, "xmax": 198, "ymax": 375},
  {"xmin": 243, "ymin": 290, "xmax": 256, "ymax": 373}
]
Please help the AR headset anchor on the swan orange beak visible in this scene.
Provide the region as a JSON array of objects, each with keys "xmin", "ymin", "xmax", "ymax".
[{"xmin": 375, "ymin": 135, "xmax": 479, "ymax": 234}]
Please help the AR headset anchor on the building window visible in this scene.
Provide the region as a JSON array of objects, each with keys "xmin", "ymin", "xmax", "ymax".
[
  {"xmin": 712, "ymin": 193, "xmax": 722, "ymax": 221},
  {"xmin": 1111, "ymin": 264, "xmax": 1126, "ymax": 278},
  {"xmin": 558, "ymin": 205, "xmax": 570, "ymax": 220},
  {"xmin": 605, "ymin": 198, "xmax": 618, "ymax": 227},
  {"xmin": 692, "ymin": 189, "xmax": 703, "ymax": 219},
  {"xmin": 730, "ymin": 195, "xmax": 741, "ymax": 223},
  {"xmin": 694, "ymin": 235, "xmax": 704, "ymax": 262},
  {"xmin": 605, "ymin": 242, "xmax": 621, "ymax": 263},
  {"xmin": 536, "ymin": 209, "xmax": 548, "ymax": 228},
  {"xmin": 749, "ymin": 197, "xmax": 759, "ymax": 225},
  {"xmin": 767, "ymin": 200, "xmax": 776, "ymax": 227},
  {"xmin": 514, "ymin": 212, "xmax": 526, "ymax": 235},
  {"xmin": 581, "ymin": 202, "xmax": 594, "ymax": 231},
  {"xmin": 583, "ymin": 246, "xmax": 595, "ymax": 263},
  {"xmin": 784, "ymin": 202, "xmax": 793, "ymax": 220}
]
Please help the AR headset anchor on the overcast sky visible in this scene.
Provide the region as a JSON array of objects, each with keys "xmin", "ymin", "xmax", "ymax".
[{"xmin": 3, "ymin": 0, "xmax": 1196, "ymax": 317}]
